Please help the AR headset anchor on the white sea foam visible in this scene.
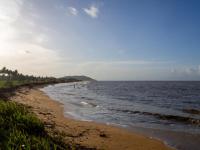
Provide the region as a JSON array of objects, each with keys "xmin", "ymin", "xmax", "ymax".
[{"xmin": 81, "ymin": 101, "xmax": 88, "ymax": 105}]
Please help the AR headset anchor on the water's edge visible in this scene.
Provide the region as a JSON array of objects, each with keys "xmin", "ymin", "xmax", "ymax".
[{"xmin": 41, "ymin": 82, "xmax": 200, "ymax": 150}]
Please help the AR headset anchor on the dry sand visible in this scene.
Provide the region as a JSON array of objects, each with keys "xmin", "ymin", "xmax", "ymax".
[{"xmin": 11, "ymin": 87, "xmax": 173, "ymax": 150}]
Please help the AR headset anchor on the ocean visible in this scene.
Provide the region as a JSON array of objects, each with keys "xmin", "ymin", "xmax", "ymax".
[{"xmin": 41, "ymin": 81, "xmax": 200, "ymax": 150}]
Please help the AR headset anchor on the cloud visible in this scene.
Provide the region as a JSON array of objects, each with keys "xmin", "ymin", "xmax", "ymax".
[
  {"xmin": 0, "ymin": 42, "xmax": 63, "ymax": 76},
  {"xmin": 0, "ymin": 1, "xmax": 21, "ymax": 23},
  {"xmin": 35, "ymin": 34, "xmax": 49, "ymax": 43},
  {"xmin": 170, "ymin": 66, "xmax": 200, "ymax": 80},
  {"xmin": 83, "ymin": 5, "xmax": 99, "ymax": 18},
  {"xmin": 0, "ymin": 0, "xmax": 46, "ymax": 44},
  {"xmin": 25, "ymin": 50, "xmax": 31, "ymax": 54},
  {"xmin": 198, "ymin": 65, "xmax": 200, "ymax": 73},
  {"xmin": 68, "ymin": 7, "xmax": 78, "ymax": 16},
  {"xmin": 0, "ymin": 0, "xmax": 63, "ymax": 76},
  {"xmin": 54, "ymin": 60, "xmax": 173, "ymax": 80},
  {"xmin": 77, "ymin": 60, "xmax": 168, "ymax": 66},
  {"xmin": 183, "ymin": 66, "xmax": 200, "ymax": 75},
  {"xmin": 0, "ymin": 1, "xmax": 22, "ymax": 41}
]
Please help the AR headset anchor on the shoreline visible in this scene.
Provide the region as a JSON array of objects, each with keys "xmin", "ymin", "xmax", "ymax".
[{"xmin": 11, "ymin": 87, "xmax": 173, "ymax": 150}]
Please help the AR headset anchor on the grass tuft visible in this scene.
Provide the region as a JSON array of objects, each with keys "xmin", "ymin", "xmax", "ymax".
[{"xmin": 0, "ymin": 101, "xmax": 67, "ymax": 150}]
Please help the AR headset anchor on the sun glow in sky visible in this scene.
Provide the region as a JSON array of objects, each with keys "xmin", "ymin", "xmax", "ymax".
[{"xmin": 0, "ymin": 0, "xmax": 200, "ymax": 80}]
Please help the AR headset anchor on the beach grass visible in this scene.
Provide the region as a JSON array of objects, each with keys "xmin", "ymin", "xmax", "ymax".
[
  {"xmin": 0, "ymin": 80, "xmax": 18, "ymax": 88},
  {"xmin": 0, "ymin": 68, "xmax": 93, "ymax": 150},
  {"xmin": 0, "ymin": 100, "xmax": 67, "ymax": 150}
]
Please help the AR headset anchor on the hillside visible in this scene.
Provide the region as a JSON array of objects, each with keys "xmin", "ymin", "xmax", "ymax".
[{"xmin": 60, "ymin": 76, "xmax": 95, "ymax": 82}]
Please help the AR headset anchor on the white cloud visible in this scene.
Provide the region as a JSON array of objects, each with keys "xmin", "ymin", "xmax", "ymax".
[
  {"xmin": 53, "ymin": 60, "xmax": 172, "ymax": 80},
  {"xmin": 0, "ymin": 1, "xmax": 22, "ymax": 42},
  {"xmin": 198, "ymin": 65, "xmax": 200, "ymax": 74},
  {"xmin": 0, "ymin": 0, "xmax": 52, "ymax": 45},
  {"xmin": 35, "ymin": 34, "xmax": 49, "ymax": 43},
  {"xmin": 182, "ymin": 66, "xmax": 200, "ymax": 76},
  {"xmin": 68, "ymin": 7, "xmax": 78, "ymax": 16},
  {"xmin": 0, "ymin": 1, "xmax": 21, "ymax": 23},
  {"xmin": 0, "ymin": 0, "xmax": 63, "ymax": 76},
  {"xmin": 77, "ymin": 60, "xmax": 167, "ymax": 66},
  {"xmin": 83, "ymin": 5, "xmax": 99, "ymax": 18},
  {"xmin": 0, "ymin": 42, "xmax": 63, "ymax": 76},
  {"xmin": 170, "ymin": 66, "xmax": 200, "ymax": 80}
]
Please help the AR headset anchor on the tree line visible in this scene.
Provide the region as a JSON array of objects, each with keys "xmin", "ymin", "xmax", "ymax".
[{"xmin": 0, "ymin": 67, "xmax": 56, "ymax": 83}]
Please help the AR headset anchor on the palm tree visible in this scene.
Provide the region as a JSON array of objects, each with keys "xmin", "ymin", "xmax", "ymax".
[{"xmin": 12, "ymin": 70, "xmax": 18, "ymax": 80}]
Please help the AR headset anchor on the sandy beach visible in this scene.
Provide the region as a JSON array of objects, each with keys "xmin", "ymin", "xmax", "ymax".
[{"xmin": 11, "ymin": 87, "xmax": 173, "ymax": 150}]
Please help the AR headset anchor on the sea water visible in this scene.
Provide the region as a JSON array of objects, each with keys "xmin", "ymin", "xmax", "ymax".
[{"xmin": 41, "ymin": 81, "xmax": 200, "ymax": 150}]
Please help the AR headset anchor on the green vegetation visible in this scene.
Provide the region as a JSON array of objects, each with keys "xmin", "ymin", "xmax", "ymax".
[
  {"xmin": 0, "ymin": 100, "xmax": 66, "ymax": 150},
  {"xmin": 60, "ymin": 76, "xmax": 95, "ymax": 82},
  {"xmin": 0, "ymin": 80, "xmax": 23, "ymax": 89},
  {"xmin": 0, "ymin": 67, "xmax": 87, "ymax": 150},
  {"xmin": 0, "ymin": 68, "xmax": 68, "ymax": 149},
  {"xmin": 0, "ymin": 67, "xmax": 83, "ymax": 90},
  {"xmin": 0, "ymin": 67, "xmax": 58, "ymax": 89}
]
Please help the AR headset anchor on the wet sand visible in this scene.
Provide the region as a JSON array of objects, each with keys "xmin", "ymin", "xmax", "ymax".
[{"xmin": 11, "ymin": 87, "xmax": 173, "ymax": 150}]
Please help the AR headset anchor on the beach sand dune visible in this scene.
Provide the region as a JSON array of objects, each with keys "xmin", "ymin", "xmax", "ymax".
[{"xmin": 11, "ymin": 87, "xmax": 172, "ymax": 150}]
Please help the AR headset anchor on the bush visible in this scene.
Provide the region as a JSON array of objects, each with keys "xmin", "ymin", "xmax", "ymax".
[
  {"xmin": 3, "ymin": 81, "xmax": 14, "ymax": 88},
  {"xmin": 0, "ymin": 101, "xmax": 67, "ymax": 150}
]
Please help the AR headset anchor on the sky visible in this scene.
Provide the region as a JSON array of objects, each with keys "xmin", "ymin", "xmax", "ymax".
[{"xmin": 0, "ymin": 0, "xmax": 200, "ymax": 81}]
